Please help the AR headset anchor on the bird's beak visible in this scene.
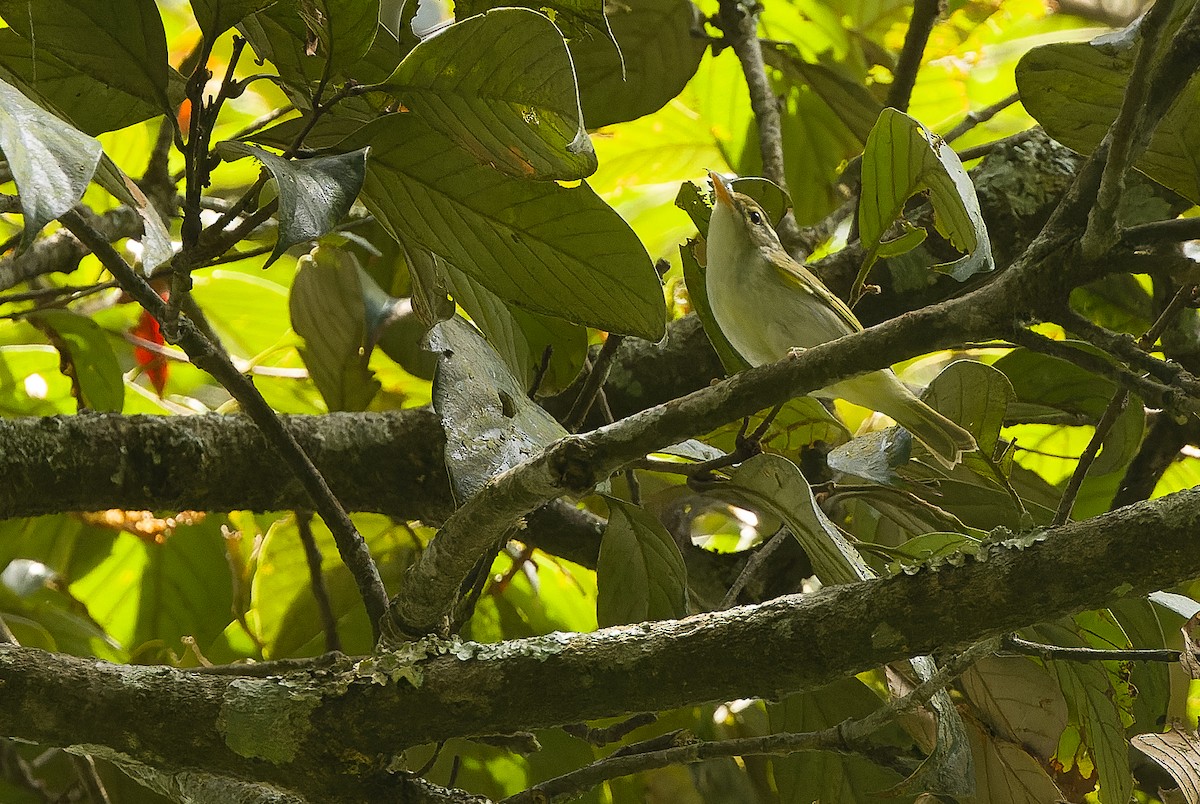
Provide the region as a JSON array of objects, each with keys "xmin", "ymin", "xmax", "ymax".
[{"xmin": 708, "ymin": 171, "xmax": 734, "ymax": 209}]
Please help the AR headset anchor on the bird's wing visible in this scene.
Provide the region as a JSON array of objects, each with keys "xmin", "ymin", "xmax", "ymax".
[{"xmin": 769, "ymin": 253, "xmax": 864, "ymax": 336}]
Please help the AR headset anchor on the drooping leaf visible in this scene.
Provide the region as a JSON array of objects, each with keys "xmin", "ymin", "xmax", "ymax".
[
  {"xmin": 190, "ymin": 0, "xmax": 279, "ymax": 39},
  {"xmin": 216, "ymin": 141, "xmax": 369, "ymax": 266},
  {"xmin": 569, "ymin": 0, "xmax": 707, "ymax": 128},
  {"xmin": 428, "ymin": 316, "xmax": 568, "ymax": 501},
  {"xmin": 353, "ymin": 113, "xmax": 665, "ymax": 339},
  {"xmin": 384, "ymin": 7, "xmax": 596, "ymax": 180},
  {"xmin": 92, "ymin": 155, "xmax": 174, "ymax": 273},
  {"xmin": 1133, "ymin": 727, "xmax": 1200, "ymax": 802},
  {"xmin": 289, "ymin": 245, "xmax": 381, "ymax": 411},
  {"xmin": 0, "ymin": 0, "xmax": 173, "ymax": 117},
  {"xmin": 27, "ymin": 309, "xmax": 124, "ymax": 413},
  {"xmin": 596, "ymin": 497, "xmax": 688, "ymax": 627},
  {"xmin": 0, "ymin": 78, "xmax": 102, "ymax": 250},
  {"xmin": 859, "ymin": 107, "xmax": 994, "ymax": 284},
  {"xmin": 443, "ymin": 263, "xmax": 588, "ymax": 396}
]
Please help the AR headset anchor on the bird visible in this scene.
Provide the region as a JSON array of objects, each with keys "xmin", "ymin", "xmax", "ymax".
[{"xmin": 703, "ymin": 171, "xmax": 976, "ymax": 468}]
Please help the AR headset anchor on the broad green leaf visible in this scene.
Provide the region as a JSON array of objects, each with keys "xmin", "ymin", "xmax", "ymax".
[
  {"xmin": 960, "ymin": 657, "xmax": 1069, "ymax": 761},
  {"xmin": 995, "ymin": 346, "xmax": 1145, "ymax": 477},
  {"xmin": 353, "ymin": 113, "xmax": 665, "ymax": 339},
  {"xmin": 0, "ymin": 78, "xmax": 102, "ymax": 250},
  {"xmin": 763, "ymin": 42, "xmax": 882, "ymax": 143},
  {"xmin": 859, "ymin": 108, "xmax": 994, "ymax": 283},
  {"xmin": 769, "ymin": 678, "xmax": 905, "ymax": 803},
  {"xmin": 92, "ymin": 154, "xmax": 174, "ymax": 273},
  {"xmin": 455, "ymin": 0, "xmax": 613, "ymax": 43},
  {"xmin": 191, "ymin": 0, "xmax": 279, "ymax": 39},
  {"xmin": 714, "ymin": 452, "xmax": 872, "ymax": 585},
  {"xmin": 0, "ymin": 581, "xmax": 123, "ymax": 661},
  {"xmin": 0, "ymin": 29, "xmax": 180, "ymax": 135},
  {"xmin": 27, "ymin": 309, "xmax": 124, "ymax": 413},
  {"xmin": 216, "ymin": 141, "xmax": 369, "ymax": 266},
  {"xmin": 428, "ymin": 316, "xmax": 568, "ymax": 501},
  {"xmin": 886, "ymin": 531, "xmax": 982, "ymax": 573},
  {"xmin": 298, "ymin": 0, "xmax": 379, "ymax": 72},
  {"xmin": 1110, "ymin": 598, "xmax": 1170, "ymax": 737},
  {"xmin": 964, "ymin": 716, "xmax": 1065, "ymax": 803},
  {"xmin": 1028, "ymin": 621, "xmax": 1133, "ymax": 804},
  {"xmin": 289, "ymin": 245, "xmax": 382, "ymax": 411},
  {"xmin": 679, "ymin": 237, "xmax": 747, "ymax": 374},
  {"xmin": 596, "ymin": 497, "xmax": 688, "ymax": 627},
  {"xmin": 0, "ymin": 0, "xmax": 172, "ymax": 117},
  {"xmin": 924, "ymin": 360, "xmax": 1014, "ymax": 460},
  {"xmin": 1016, "ymin": 18, "xmax": 1200, "ymax": 203},
  {"xmin": 0, "ymin": 345, "xmax": 76, "ymax": 416},
  {"xmin": 569, "ymin": 0, "xmax": 707, "ymax": 128},
  {"xmin": 443, "ymin": 263, "xmax": 587, "ymax": 396},
  {"xmin": 385, "ymin": 8, "xmax": 596, "ymax": 180}
]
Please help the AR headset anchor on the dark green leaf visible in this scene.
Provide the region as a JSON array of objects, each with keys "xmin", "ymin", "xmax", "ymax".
[
  {"xmin": 0, "ymin": 78, "xmax": 102, "ymax": 250},
  {"xmin": 385, "ymin": 7, "xmax": 596, "ymax": 180},
  {"xmin": 190, "ymin": 0, "xmax": 279, "ymax": 39},
  {"xmin": 289, "ymin": 245, "xmax": 381, "ymax": 411},
  {"xmin": 569, "ymin": 0, "xmax": 706, "ymax": 128},
  {"xmin": 92, "ymin": 155, "xmax": 174, "ymax": 273},
  {"xmin": 859, "ymin": 108, "xmax": 993, "ymax": 282},
  {"xmin": 455, "ymin": 0, "xmax": 613, "ymax": 43},
  {"xmin": 428, "ymin": 316, "xmax": 568, "ymax": 501},
  {"xmin": 353, "ymin": 113, "xmax": 664, "ymax": 339},
  {"xmin": 763, "ymin": 43, "xmax": 883, "ymax": 143},
  {"xmin": 0, "ymin": 0, "xmax": 173, "ymax": 116},
  {"xmin": 217, "ymin": 141, "xmax": 369, "ymax": 266},
  {"xmin": 27, "ymin": 310, "xmax": 124, "ymax": 413},
  {"xmin": 444, "ymin": 263, "xmax": 587, "ymax": 396},
  {"xmin": 596, "ymin": 497, "xmax": 688, "ymax": 627},
  {"xmin": 0, "ymin": 29, "xmax": 182, "ymax": 135},
  {"xmin": 299, "ymin": 0, "xmax": 379, "ymax": 72}
]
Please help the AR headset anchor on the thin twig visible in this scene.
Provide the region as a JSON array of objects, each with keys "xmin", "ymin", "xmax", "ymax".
[
  {"xmin": 562, "ymin": 713, "xmax": 658, "ymax": 747},
  {"xmin": 885, "ymin": 0, "xmax": 941, "ymax": 113},
  {"xmin": 296, "ymin": 510, "xmax": 342, "ymax": 653},
  {"xmin": 942, "ymin": 91, "xmax": 1020, "ymax": 144},
  {"xmin": 1052, "ymin": 389, "xmax": 1128, "ymax": 526},
  {"xmin": 58, "ymin": 208, "xmax": 389, "ymax": 639},
  {"xmin": 719, "ymin": 526, "xmax": 792, "ymax": 609},
  {"xmin": 1002, "ymin": 633, "xmax": 1179, "ymax": 663},
  {"xmin": 566, "ymin": 334, "xmax": 625, "ymax": 431}
]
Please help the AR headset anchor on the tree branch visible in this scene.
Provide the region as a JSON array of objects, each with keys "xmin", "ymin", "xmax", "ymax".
[{"xmin": 885, "ymin": 0, "xmax": 941, "ymax": 113}]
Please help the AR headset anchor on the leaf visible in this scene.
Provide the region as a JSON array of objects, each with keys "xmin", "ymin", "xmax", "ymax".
[
  {"xmin": 827, "ymin": 428, "xmax": 912, "ymax": 485},
  {"xmin": 960, "ymin": 656, "xmax": 1069, "ymax": 761},
  {"xmin": 0, "ymin": 29, "xmax": 182, "ymax": 136},
  {"xmin": 1133, "ymin": 728, "xmax": 1200, "ymax": 803},
  {"xmin": 924, "ymin": 360, "xmax": 1014, "ymax": 461},
  {"xmin": 859, "ymin": 108, "xmax": 994, "ymax": 283},
  {"xmin": 428, "ymin": 316, "xmax": 568, "ymax": 501},
  {"xmin": 0, "ymin": 78, "xmax": 102, "ymax": 250},
  {"xmin": 596, "ymin": 497, "xmax": 688, "ymax": 627},
  {"xmin": 713, "ymin": 452, "xmax": 872, "ymax": 585},
  {"xmin": 1016, "ymin": 15, "xmax": 1200, "ymax": 204},
  {"xmin": 190, "ymin": 0, "xmax": 279, "ymax": 39},
  {"xmin": 964, "ymin": 716, "xmax": 1065, "ymax": 804},
  {"xmin": 569, "ymin": 0, "xmax": 707, "ymax": 128},
  {"xmin": 216, "ymin": 141, "xmax": 369, "ymax": 266},
  {"xmin": 298, "ymin": 0, "xmax": 379, "ymax": 72},
  {"xmin": 289, "ymin": 245, "xmax": 381, "ymax": 411},
  {"xmin": 455, "ymin": 0, "xmax": 613, "ymax": 43},
  {"xmin": 92, "ymin": 155, "xmax": 174, "ymax": 273},
  {"xmin": 443, "ymin": 263, "xmax": 588, "ymax": 396},
  {"xmin": 353, "ymin": 113, "xmax": 665, "ymax": 340},
  {"xmin": 27, "ymin": 310, "xmax": 124, "ymax": 413},
  {"xmin": 1027, "ymin": 621, "xmax": 1133, "ymax": 804},
  {"xmin": 0, "ymin": 0, "xmax": 173, "ymax": 117},
  {"xmin": 763, "ymin": 43, "xmax": 883, "ymax": 143},
  {"xmin": 384, "ymin": 7, "xmax": 596, "ymax": 180}
]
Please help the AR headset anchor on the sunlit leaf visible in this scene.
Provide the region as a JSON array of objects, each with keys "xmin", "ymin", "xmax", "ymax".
[
  {"xmin": 298, "ymin": 0, "xmax": 379, "ymax": 72},
  {"xmin": 353, "ymin": 113, "xmax": 665, "ymax": 339},
  {"xmin": 217, "ymin": 141, "xmax": 369, "ymax": 266},
  {"xmin": 190, "ymin": 0, "xmax": 279, "ymax": 39},
  {"xmin": 0, "ymin": 78, "xmax": 102, "ymax": 250},
  {"xmin": 28, "ymin": 309, "xmax": 124, "ymax": 413},
  {"xmin": 596, "ymin": 497, "xmax": 688, "ymax": 627},
  {"xmin": 385, "ymin": 7, "xmax": 596, "ymax": 180}
]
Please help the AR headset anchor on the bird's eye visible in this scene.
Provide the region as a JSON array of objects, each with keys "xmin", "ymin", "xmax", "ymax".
[{"xmin": 748, "ymin": 210, "xmax": 763, "ymax": 225}]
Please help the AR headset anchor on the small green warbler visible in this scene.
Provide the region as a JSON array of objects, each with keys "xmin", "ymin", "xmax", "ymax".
[{"xmin": 704, "ymin": 171, "xmax": 975, "ymax": 468}]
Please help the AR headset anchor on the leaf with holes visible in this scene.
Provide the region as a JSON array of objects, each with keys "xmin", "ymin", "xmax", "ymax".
[
  {"xmin": 217, "ymin": 141, "xmax": 369, "ymax": 267},
  {"xmin": 596, "ymin": 497, "xmax": 688, "ymax": 627},
  {"xmin": 0, "ymin": 78, "xmax": 102, "ymax": 251},
  {"xmin": 384, "ymin": 8, "xmax": 595, "ymax": 180},
  {"xmin": 429, "ymin": 316, "xmax": 568, "ymax": 502}
]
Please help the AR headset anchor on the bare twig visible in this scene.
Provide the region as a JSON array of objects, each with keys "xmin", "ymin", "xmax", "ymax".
[
  {"xmin": 566, "ymin": 335, "xmax": 625, "ymax": 431},
  {"xmin": 297, "ymin": 510, "xmax": 343, "ymax": 653},
  {"xmin": 1002, "ymin": 633, "xmax": 1178, "ymax": 663},
  {"xmin": 885, "ymin": 0, "xmax": 942, "ymax": 113},
  {"xmin": 719, "ymin": 526, "xmax": 792, "ymax": 609},
  {"xmin": 561, "ymin": 713, "xmax": 658, "ymax": 747},
  {"xmin": 942, "ymin": 91, "xmax": 1020, "ymax": 144},
  {"xmin": 58, "ymin": 209, "xmax": 389, "ymax": 640},
  {"xmin": 1052, "ymin": 389, "xmax": 1129, "ymax": 525}
]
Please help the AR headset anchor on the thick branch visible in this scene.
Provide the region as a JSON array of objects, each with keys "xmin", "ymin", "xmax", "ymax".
[{"xmin": 7, "ymin": 487, "xmax": 1200, "ymax": 796}]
